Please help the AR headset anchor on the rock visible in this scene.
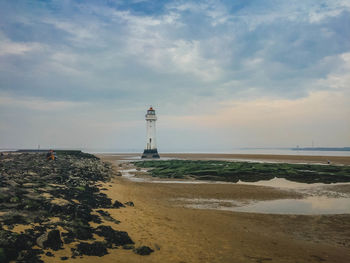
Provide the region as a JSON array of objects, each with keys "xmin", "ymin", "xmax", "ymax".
[
  {"xmin": 0, "ymin": 230, "xmax": 43, "ymax": 262},
  {"xmin": 76, "ymin": 242, "xmax": 108, "ymax": 256},
  {"xmin": 60, "ymin": 256, "xmax": 69, "ymax": 260},
  {"xmin": 124, "ymin": 201, "xmax": 134, "ymax": 207},
  {"xmin": 96, "ymin": 210, "xmax": 120, "ymax": 224},
  {"xmin": 2, "ymin": 213, "xmax": 27, "ymax": 225},
  {"xmin": 0, "ymin": 248, "xmax": 6, "ymax": 262},
  {"xmin": 112, "ymin": 200, "xmax": 125, "ymax": 208},
  {"xmin": 36, "ymin": 230, "xmax": 63, "ymax": 250},
  {"xmin": 72, "ymin": 226, "xmax": 94, "ymax": 240},
  {"xmin": 0, "ymin": 152, "xmax": 136, "ymax": 260},
  {"xmin": 45, "ymin": 251, "xmax": 54, "ymax": 257},
  {"xmin": 16, "ymin": 248, "xmax": 44, "ymax": 263},
  {"xmin": 62, "ymin": 231, "xmax": 75, "ymax": 244},
  {"xmin": 122, "ymin": 244, "xmax": 134, "ymax": 250},
  {"xmin": 0, "ymin": 231, "xmax": 19, "ymax": 261},
  {"xmin": 133, "ymin": 246, "xmax": 154, "ymax": 255},
  {"xmin": 22, "ymin": 183, "xmax": 36, "ymax": 188},
  {"xmin": 94, "ymin": 225, "xmax": 134, "ymax": 246}
]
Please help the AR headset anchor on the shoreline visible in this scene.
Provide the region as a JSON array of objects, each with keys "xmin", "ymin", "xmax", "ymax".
[
  {"xmin": 100, "ymin": 152, "xmax": 350, "ymax": 165},
  {"xmin": 1, "ymin": 152, "xmax": 349, "ymax": 262},
  {"xmin": 96, "ymin": 154, "xmax": 350, "ymax": 263}
]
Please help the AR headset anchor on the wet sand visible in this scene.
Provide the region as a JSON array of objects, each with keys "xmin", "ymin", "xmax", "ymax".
[{"xmin": 85, "ymin": 153, "xmax": 350, "ymax": 263}]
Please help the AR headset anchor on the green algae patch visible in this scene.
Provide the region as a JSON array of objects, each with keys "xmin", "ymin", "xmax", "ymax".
[{"xmin": 134, "ymin": 160, "xmax": 350, "ymax": 184}]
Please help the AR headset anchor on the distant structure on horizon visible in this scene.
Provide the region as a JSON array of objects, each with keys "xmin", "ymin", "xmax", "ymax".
[{"xmin": 142, "ymin": 107, "xmax": 160, "ymax": 159}]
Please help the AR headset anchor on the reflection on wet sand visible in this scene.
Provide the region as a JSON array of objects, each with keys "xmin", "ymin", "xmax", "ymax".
[
  {"xmin": 176, "ymin": 196, "xmax": 350, "ymax": 215},
  {"xmin": 120, "ymin": 165, "xmax": 350, "ymax": 215}
]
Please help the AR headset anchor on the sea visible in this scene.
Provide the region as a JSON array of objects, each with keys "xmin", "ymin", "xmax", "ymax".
[
  {"xmin": 2, "ymin": 148, "xmax": 350, "ymax": 157},
  {"xmin": 87, "ymin": 148, "xmax": 350, "ymax": 157}
]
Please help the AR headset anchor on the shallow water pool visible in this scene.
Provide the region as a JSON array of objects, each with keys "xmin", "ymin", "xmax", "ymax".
[{"xmin": 180, "ymin": 196, "xmax": 350, "ymax": 215}]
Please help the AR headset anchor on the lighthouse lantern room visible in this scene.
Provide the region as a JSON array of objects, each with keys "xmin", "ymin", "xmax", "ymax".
[{"xmin": 142, "ymin": 107, "xmax": 160, "ymax": 158}]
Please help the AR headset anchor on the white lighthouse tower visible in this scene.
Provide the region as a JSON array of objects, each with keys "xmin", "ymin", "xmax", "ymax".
[{"xmin": 142, "ymin": 107, "xmax": 160, "ymax": 158}]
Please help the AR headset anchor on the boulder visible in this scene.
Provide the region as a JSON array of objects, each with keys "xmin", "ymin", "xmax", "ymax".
[
  {"xmin": 124, "ymin": 201, "xmax": 134, "ymax": 207},
  {"xmin": 112, "ymin": 200, "xmax": 125, "ymax": 208},
  {"xmin": 133, "ymin": 246, "xmax": 154, "ymax": 255},
  {"xmin": 76, "ymin": 242, "xmax": 108, "ymax": 256},
  {"xmin": 36, "ymin": 230, "xmax": 62, "ymax": 250},
  {"xmin": 94, "ymin": 225, "xmax": 134, "ymax": 246}
]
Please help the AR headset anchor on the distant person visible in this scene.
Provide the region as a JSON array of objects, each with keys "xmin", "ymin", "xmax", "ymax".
[
  {"xmin": 327, "ymin": 160, "xmax": 331, "ymax": 164},
  {"xmin": 46, "ymin": 149, "xmax": 56, "ymax": 161}
]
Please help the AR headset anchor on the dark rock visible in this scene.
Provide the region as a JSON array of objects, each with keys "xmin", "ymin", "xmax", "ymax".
[
  {"xmin": 94, "ymin": 225, "xmax": 134, "ymax": 246},
  {"xmin": 46, "ymin": 251, "xmax": 54, "ymax": 257},
  {"xmin": 124, "ymin": 201, "xmax": 134, "ymax": 207},
  {"xmin": 96, "ymin": 210, "xmax": 120, "ymax": 224},
  {"xmin": 36, "ymin": 230, "xmax": 63, "ymax": 250},
  {"xmin": 0, "ymin": 248, "xmax": 7, "ymax": 262},
  {"xmin": 122, "ymin": 244, "xmax": 134, "ymax": 250},
  {"xmin": 96, "ymin": 210, "xmax": 109, "ymax": 217},
  {"xmin": 60, "ymin": 256, "xmax": 69, "ymax": 260},
  {"xmin": 73, "ymin": 226, "xmax": 94, "ymax": 240},
  {"xmin": 0, "ymin": 230, "xmax": 20, "ymax": 261},
  {"xmin": 91, "ymin": 214, "xmax": 102, "ymax": 224},
  {"xmin": 70, "ymin": 248, "xmax": 79, "ymax": 258},
  {"xmin": 0, "ymin": 229, "xmax": 43, "ymax": 262},
  {"xmin": 14, "ymin": 233, "xmax": 34, "ymax": 250},
  {"xmin": 133, "ymin": 246, "xmax": 154, "ymax": 255},
  {"xmin": 62, "ymin": 231, "xmax": 75, "ymax": 244},
  {"xmin": 112, "ymin": 200, "xmax": 125, "ymax": 208},
  {"xmin": 16, "ymin": 248, "xmax": 44, "ymax": 263},
  {"xmin": 2, "ymin": 213, "xmax": 27, "ymax": 225},
  {"xmin": 76, "ymin": 242, "xmax": 108, "ymax": 256},
  {"xmin": 0, "ymin": 152, "xmax": 135, "ymax": 260}
]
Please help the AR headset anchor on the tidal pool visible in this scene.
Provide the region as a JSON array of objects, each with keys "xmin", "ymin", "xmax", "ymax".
[
  {"xmin": 179, "ymin": 196, "xmax": 350, "ymax": 215},
  {"xmin": 121, "ymin": 168, "xmax": 350, "ymax": 215}
]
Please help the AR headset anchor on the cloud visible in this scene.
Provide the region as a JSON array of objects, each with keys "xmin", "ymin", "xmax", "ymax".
[
  {"xmin": 1, "ymin": 0, "xmax": 349, "ymax": 102},
  {"xmin": 0, "ymin": 33, "xmax": 44, "ymax": 56},
  {"xmin": 0, "ymin": 0, "xmax": 349, "ymax": 149},
  {"xmin": 0, "ymin": 94, "xmax": 88, "ymax": 111}
]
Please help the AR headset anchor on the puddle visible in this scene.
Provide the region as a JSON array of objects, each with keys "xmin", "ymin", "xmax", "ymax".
[
  {"xmin": 120, "ymin": 169, "xmax": 148, "ymax": 182},
  {"xmin": 237, "ymin": 177, "xmax": 326, "ymax": 188},
  {"xmin": 121, "ymin": 169, "xmax": 350, "ymax": 189},
  {"xmin": 178, "ymin": 197, "xmax": 350, "ymax": 215},
  {"xmin": 121, "ymin": 167, "xmax": 350, "ymax": 215},
  {"xmin": 120, "ymin": 168, "xmax": 215, "ymax": 184}
]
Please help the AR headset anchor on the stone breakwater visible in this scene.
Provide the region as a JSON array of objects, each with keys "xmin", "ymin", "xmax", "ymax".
[{"xmin": 0, "ymin": 152, "xmax": 153, "ymax": 262}]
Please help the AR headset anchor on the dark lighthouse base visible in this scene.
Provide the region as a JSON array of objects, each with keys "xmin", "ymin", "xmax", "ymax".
[{"xmin": 141, "ymin": 149, "xmax": 160, "ymax": 159}]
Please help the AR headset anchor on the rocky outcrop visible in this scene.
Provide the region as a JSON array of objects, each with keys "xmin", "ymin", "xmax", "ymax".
[{"xmin": 0, "ymin": 152, "xmax": 138, "ymax": 262}]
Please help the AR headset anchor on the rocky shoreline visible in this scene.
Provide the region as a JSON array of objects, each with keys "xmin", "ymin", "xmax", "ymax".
[{"xmin": 0, "ymin": 152, "xmax": 152, "ymax": 262}]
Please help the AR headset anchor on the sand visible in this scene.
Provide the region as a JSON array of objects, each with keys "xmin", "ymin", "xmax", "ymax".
[{"xmin": 70, "ymin": 153, "xmax": 350, "ymax": 263}]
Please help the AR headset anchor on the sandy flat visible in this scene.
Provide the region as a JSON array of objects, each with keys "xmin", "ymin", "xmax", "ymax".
[{"xmin": 56, "ymin": 153, "xmax": 345, "ymax": 263}]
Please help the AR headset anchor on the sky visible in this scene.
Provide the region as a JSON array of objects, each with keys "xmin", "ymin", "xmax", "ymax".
[{"xmin": 0, "ymin": 0, "xmax": 349, "ymax": 152}]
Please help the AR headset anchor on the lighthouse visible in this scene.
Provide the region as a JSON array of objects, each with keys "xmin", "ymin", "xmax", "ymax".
[{"xmin": 142, "ymin": 107, "xmax": 160, "ymax": 158}]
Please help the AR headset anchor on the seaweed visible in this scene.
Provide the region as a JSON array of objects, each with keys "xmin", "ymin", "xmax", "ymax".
[{"xmin": 134, "ymin": 160, "xmax": 350, "ymax": 184}]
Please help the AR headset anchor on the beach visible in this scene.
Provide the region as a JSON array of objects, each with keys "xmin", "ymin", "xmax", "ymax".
[
  {"xmin": 1, "ymin": 152, "xmax": 349, "ymax": 262},
  {"xmin": 94, "ymin": 153, "xmax": 350, "ymax": 263}
]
